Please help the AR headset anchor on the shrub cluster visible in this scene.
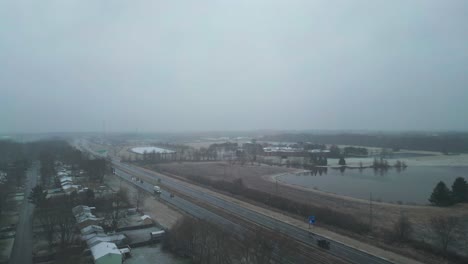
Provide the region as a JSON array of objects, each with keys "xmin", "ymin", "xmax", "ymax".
[{"xmin": 186, "ymin": 175, "xmax": 369, "ymax": 234}]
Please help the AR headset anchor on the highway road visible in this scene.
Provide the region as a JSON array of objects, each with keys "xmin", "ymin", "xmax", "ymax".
[
  {"xmin": 9, "ymin": 162, "xmax": 38, "ymax": 264},
  {"xmin": 113, "ymin": 161, "xmax": 393, "ymax": 264},
  {"xmin": 116, "ymin": 168, "xmax": 244, "ymax": 234},
  {"xmin": 77, "ymin": 140, "xmax": 393, "ymax": 264},
  {"xmin": 114, "ymin": 168, "xmax": 333, "ymax": 264}
]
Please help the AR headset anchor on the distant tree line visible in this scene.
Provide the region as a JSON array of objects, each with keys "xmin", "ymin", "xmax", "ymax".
[
  {"xmin": 129, "ymin": 141, "xmax": 266, "ymax": 165},
  {"xmin": 208, "ymin": 142, "xmax": 238, "ymax": 152},
  {"xmin": 262, "ymin": 133, "xmax": 468, "ymax": 153},
  {"xmin": 184, "ymin": 175, "xmax": 369, "ymax": 234},
  {"xmin": 310, "ymin": 155, "xmax": 328, "ymax": 166},
  {"xmin": 127, "ymin": 145, "xmax": 218, "ymax": 164},
  {"xmin": 328, "ymin": 145, "xmax": 368, "ymax": 158},
  {"xmin": 343, "ymin": 146, "xmax": 368, "ymax": 157}
]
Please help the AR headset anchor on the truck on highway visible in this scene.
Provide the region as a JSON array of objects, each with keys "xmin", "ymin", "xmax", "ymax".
[{"xmin": 153, "ymin": 185, "xmax": 161, "ymax": 195}]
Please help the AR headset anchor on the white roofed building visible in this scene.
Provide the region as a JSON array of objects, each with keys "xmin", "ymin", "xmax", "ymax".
[
  {"xmin": 90, "ymin": 242, "xmax": 122, "ymax": 264},
  {"xmin": 80, "ymin": 225, "xmax": 104, "ymax": 236},
  {"xmin": 86, "ymin": 234, "xmax": 127, "ymax": 248}
]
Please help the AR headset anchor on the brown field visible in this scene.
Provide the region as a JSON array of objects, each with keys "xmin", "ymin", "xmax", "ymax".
[
  {"xmin": 104, "ymin": 174, "xmax": 183, "ymax": 229},
  {"xmin": 156, "ymin": 161, "xmax": 298, "ymax": 187}
]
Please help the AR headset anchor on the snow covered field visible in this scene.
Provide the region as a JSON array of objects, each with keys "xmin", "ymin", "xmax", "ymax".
[{"xmin": 131, "ymin": 146, "xmax": 175, "ymax": 154}]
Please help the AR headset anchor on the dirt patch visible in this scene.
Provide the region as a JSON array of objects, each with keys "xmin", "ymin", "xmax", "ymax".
[
  {"xmin": 124, "ymin": 245, "xmax": 189, "ymax": 264},
  {"xmin": 0, "ymin": 238, "xmax": 14, "ymax": 262},
  {"xmin": 104, "ymin": 174, "xmax": 183, "ymax": 229},
  {"xmin": 155, "ymin": 161, "xmax": 298, "ymax": 187}
]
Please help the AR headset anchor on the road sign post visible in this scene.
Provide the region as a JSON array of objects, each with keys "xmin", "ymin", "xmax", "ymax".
[{"xmin": 308, "ymin": 215, "xmax": 315, "ymax": 229}]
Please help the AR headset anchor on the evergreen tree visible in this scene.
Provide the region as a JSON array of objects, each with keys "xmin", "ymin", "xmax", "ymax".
[
  {"xmin": 338, "ymin": 157, "xmax": 346, "ymax": 166},
  {"xmin": 429, "ymin": 181, "xmax": 453, "ymax": 206},
  {"xmin": 28, "ymin": 185, "xmax": 48, "ymax": 207},
  {"xmin": 451, "ymin": 177, "xmax": 467, "ymax": 203}
]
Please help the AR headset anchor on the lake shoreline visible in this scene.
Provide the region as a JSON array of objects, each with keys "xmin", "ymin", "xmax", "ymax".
[{"xmin": 268, "ymin": 165, "xmax": 468, "ymax": 205}]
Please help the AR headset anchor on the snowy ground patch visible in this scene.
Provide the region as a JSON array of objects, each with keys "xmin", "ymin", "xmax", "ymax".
[{"xmin": 131, "ymin": 147, "xmax": 175, "ymax": 154}]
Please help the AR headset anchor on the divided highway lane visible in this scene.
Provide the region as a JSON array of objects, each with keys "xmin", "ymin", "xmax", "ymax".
[
  {"xmin": 77, "ymin": 142, "xmax": 390, "ymax": 264},
  {"xmin": 114, "ymin": 168, "xmax": 333, "ymax": 264},
  {"xmin": 114, "ymin": 161, "xmax": 393, "ymax": 264},
  {"xmin": 115, "ymin": 168, "xmax": 243, "ymax": 235}
]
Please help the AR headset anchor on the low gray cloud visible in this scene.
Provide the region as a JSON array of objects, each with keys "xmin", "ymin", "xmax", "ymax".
[{"xmin": 1, "ymin": 0, "xmax": 467, "ymax": 133}]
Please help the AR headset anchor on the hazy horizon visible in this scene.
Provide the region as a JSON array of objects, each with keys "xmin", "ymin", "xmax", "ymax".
[{"xmin": 1, "ymin": 0, "xmax": 467, "ymax": 133}]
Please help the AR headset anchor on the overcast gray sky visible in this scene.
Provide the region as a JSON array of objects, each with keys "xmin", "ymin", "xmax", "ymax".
[{"xmin": 1, "ymin": 1, "xmax": 467, "ymax": 133}]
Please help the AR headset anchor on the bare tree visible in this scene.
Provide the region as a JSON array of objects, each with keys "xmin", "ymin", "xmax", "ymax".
[
  {"xmin": 97, "ymin": 188, "xmax": 129, "ymax": 230},
  {"xmin": 240, "ymin": 229, "xmax": 275, "ymax": 264},
  {"xmin": 458, "ymin": 222, "xmax": 468, "ymax": 256},
  {"xmin": 110, "ymin": 188, "xmax": 129, "ymax": 229},
  {"xmin": 55, "ymin": 207, "xmax": 76, "ymax": 248},
  {"xmin": 165, "ymin": 216, "xmax": 299, "ymax": 264},
  {"xmin": 393, "ymin": 212, "xmax": 413, "ymax": 242},
  {"xmin": 134, "ymin": 189, "xmax": 146, "ymax": 211},
  {"xmin": 36, "ymin": 208, "xmax": 59, "ymax": 250},
  {"xmin": 164, "ymin": 216, "xmax": 196, "ymax": 257},
  {"xmin": 35, "ymin": 195, "xmax": 77, "ymax": 250},
  {"xmin": 55, "ymin": 195, "xmax": 77, "ymax": 248},
  {"xmin": 192, "ymin": 221, "xmax": 211, "ymax": 264},
  {"xmin": 428, "ymin": 216, "xmax": 460, "ymax": 252},
  {"xmin": 212, "ymin": 228, "xmax": 234, "ymax": 264}
]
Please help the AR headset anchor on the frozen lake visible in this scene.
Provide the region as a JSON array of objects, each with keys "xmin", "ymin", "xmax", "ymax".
[
  {"xmin": 277, "ymin": 166, "xmax": 468, "ymax": 204},
  {"xmin": 131, "ymin": 146, "xmax": 175, "ymax": 154}
]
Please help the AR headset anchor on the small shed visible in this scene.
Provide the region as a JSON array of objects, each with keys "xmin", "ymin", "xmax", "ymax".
[
  {"xmin": 90, "ymin": 242, "xmax": 122, "ymax": 264},
  {"xmin": 140, "ymin": 215, "xmax": 153, "ymax": 225},
  {"xmin": 150, "ymin": 230, "xmax": 165, "ymax": 241}
]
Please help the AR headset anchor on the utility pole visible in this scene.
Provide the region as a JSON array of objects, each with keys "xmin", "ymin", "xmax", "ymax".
[
  {"xmin": 223, "ymin": 164, "xmax": 226, "ymax": 181},
  {"xmin": 369, "ymin": 192, "xmax": 373, "ymax": 233}
]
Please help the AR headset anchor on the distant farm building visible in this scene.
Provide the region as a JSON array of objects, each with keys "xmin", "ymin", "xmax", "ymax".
[
  {"xmin": 259, "ymin": 147, "xmax": 329, "ymax": 166},
  {"xmin": 140, "ymin": 215, "xmax": 153, "ymax": 225}
]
